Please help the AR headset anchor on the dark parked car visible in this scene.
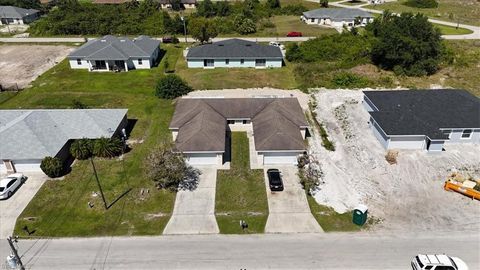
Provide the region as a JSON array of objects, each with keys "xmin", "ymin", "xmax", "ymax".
[
  {"xmin": 286, "ymin": 31, "xmax": 302, "ymax": 37},
  {"xmin": 267, "ymin": 169, "xmax": 284, "ymax": 192},
  {"xmin": 162, "ymin": 36, "xmax": 179, "ymax": 43}
]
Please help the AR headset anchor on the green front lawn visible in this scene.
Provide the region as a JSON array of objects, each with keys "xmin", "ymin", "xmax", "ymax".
[
  {"xmin": 270, "ymin": 16, "xmax": 338, "ymax": 37},
  {"xmin": 3, "ymin": 45, "xmax": 184, "ymax": 237},
  {"xmin": 434, "ymin": 24, "xmax": 473, "ymax": 35},
  {"xmin": 366, "ymin": 0, "xmax": 480, "ymax": 26},
  {"xmin": 307, "ymin": 195, "xmax": 378, "ymax": 232},
  {"xmin": 215, "ymin": 132, "xmax": 269, "ymax": 234}
]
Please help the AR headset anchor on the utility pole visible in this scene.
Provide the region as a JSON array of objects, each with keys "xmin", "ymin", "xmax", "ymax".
[
  {"xmin": 181, "ymin": 16, "xmax": 187, "ymax": 43},
  {"xmin": 6, "ymin": 236, "xmax": 25, "ymax": 270},
  {"xmin": 90, "ymin": 157, "xmax": 108, "ymax": 210}
]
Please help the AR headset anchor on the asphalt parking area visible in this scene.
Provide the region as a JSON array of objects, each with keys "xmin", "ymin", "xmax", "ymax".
[
  {"xmin": 163, "ymin": 168, "xmax": 219, "ymax": 234},
  {"xmin": 0, "ymin": 172, "xmax": 47, "ymax": 239},
  {"xmin": 264, "ymin": 166, "xmax": 323, "ymax": 233}
]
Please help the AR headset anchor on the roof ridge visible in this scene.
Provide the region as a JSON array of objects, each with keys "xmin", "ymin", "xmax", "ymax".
[{"xmin": 0, "ymin": 111, "xmax": 32, "ymax": 133}]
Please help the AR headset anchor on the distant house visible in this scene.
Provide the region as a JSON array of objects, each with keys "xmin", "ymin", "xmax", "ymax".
[
  {"xmin": 186, "ymin": 39, "xmax": 283, "ymax": 69},
  {"xmin": 170, "ymin": 98, "xmax": 309, "ymax": 166},
  {"xmin": 0, "ymin": 109, "xmax": 128, "ymax": 174},
  {"xmin": 93, "ymin": 0, "xmax": 132, "ymax": 4},
  {"xmin": 159, "ymin": 0, "xmax": 197, "ymax": 9},
  {"xmin": 0, "ymin": 6, "xmax": 40, "ymax": 25},
  {"xmin": 363, "ymin": 90, "xmax": 480, "ymax": 152},
  {"xmin": 301, "ymin": 8, "xmax": 374, "ymax": 28},
  {"xmin": 68, "ymin": 35, "xmax": 160, "ymax": 72}
]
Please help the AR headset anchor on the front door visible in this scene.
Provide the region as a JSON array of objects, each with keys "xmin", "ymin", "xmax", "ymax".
[{"xmin": 255, "ymin": 59, "xmax": 266, "ymax": 67}]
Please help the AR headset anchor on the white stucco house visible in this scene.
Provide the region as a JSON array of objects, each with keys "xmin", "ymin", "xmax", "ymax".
[
  {"xmin": 159, "ymin": 0, "xmax": 197, "ymax": 9},
  {"xmin": 68, "ymin": 35, "xmax": 160, "ymax": 72},
  {"xmin": 186, "ymin": 39, "xmax": 283, "ymax": 69},
  {"xmin": 169, "ymin": 98, "xmax": 309, "ymax": 166},
  {"xmin": 301, "ymin": 8, "xmax": 374, "ymax": 28},
  {"xmin": 0, "ymin": 109, "xmax": 128, "ymax": 174},
  {"xmin": 363, "ymin": 90, "xmax": 480, "ymax": 152},
  {"xmin": 0, "ymin": 6, "xmax": 40, "ymax": 25}
]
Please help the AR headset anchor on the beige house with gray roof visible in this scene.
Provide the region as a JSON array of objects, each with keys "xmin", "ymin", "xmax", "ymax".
[{"xmin": 169, "ymin": 98, "xmax": 309, "ymax": 166}]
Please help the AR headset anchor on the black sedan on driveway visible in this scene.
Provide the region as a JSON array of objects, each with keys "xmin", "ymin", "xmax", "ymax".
[{"xmin": 267, "ymin": 169, "xmax": 284, "ymax": 192}]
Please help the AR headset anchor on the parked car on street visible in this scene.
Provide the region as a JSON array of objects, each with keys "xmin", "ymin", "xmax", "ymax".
[
  {"xmin": 267, "ymin": 169, "xmax": 284, "ymax": 191},
  {"xmin": 162, "ymin": 36, "xmax": 179, "ymax": 43},
  {"xmin": 286, "ymin": 31, "xmax": 302, "ymax": 37},
  {"xmin": 0, "ymin": 173, "xmax": 27, "ymax": 200},
  {"xmin": 411, "ymin": 254, "xmax": 468, "ymax": 270}
]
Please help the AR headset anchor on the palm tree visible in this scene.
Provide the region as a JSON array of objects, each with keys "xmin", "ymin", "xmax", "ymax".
[
  {"xmin": 93, "ymin": 137, "xmax": 124, "ymax": 158},
  {"xmin": 70, "ymin": 138, "xmax": 93, "ymax": 160}
]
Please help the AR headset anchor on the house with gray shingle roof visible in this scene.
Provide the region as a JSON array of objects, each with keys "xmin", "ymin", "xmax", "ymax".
[
  {"xmin": 186, "ymin": 39, "xmax": 283, "ymax": 69},
  {"xmin": 169, "ymin": 97, "xmax": 308, "ymax": 166},
  {"xmin": 301, "ymin": 8, "xmax": 373, "ymax": 28},
  {"xmin": 68, "ymin": 35, "xmax": 160, "ymax": 72},
  {"xmin": 363, "ymin": 90, "xmax": 480, "ymax": 152},
  {"xmin": 0, "ymin": 109, "xmax": 128, "ymax": 174},
  {"xmin": 0, "ymin": 6, "xmax": 40, "ymax": 25}
]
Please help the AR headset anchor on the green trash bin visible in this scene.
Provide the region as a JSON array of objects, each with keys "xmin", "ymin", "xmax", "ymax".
[{"xmin": 352, "ymin": 204, "xmax": 368, "ymax": 226}]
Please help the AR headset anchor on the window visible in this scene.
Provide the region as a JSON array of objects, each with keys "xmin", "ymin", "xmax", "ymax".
[
  {"xmin": 310, "ymin": 18, "xmax": 314, "ymax": 22},
  {"xmin": 204, "ymin": 59, "xmax": 214, "ymax": 67},
  {"xmin": 225, "ymin": 59, "xmax": 229, "ymax": 65},
  {"xmin": 461, "ymin": 129, "xmax": 472, "ymax": 138},
  {"xmin": 7, "ymin": 179, "xmax": 16, "ymax": 188},
  {"xmin": 255, "ymin": 59, "xmax": 266, "ymax": 67},
  {"xmin": 138, "ymin": 59, "xmax": 143, "ymax": 65},
  {"xmin": 240, "ymin": 59, "xmax": 244, "ymax": 64},
  {"xmin": 77, "ymin": 59, "xmax": 82, "ymax": 65},
  {"xmin": 227, "ymin": 120, "xmax": 235, "ymax": 124},
  {"xmin": 443, "ymin": 129, "xmax": 452, "ymax": 139},
  {"xmin": 242, "ymin": 120, "xmax": 249, "ymax": 124}
]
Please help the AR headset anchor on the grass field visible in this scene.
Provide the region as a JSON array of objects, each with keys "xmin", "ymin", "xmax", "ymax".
[
  {"xmin": 215, "ymin": 132, "xmax": 269, "ymax": 234},
  {"xmin": 434, "ymin": 24, "xmax": 473, "ymax": 35},
  {"xmin": 270, "ymin": 16, "xmax": 338, "ymax": 37},
  {"xmin": 2, "ymin": 45, "xmax": 183, "ymax": 237},
  {"xmin": 366, "ymin": 0, "xmax": 480, "ymax": 26}
]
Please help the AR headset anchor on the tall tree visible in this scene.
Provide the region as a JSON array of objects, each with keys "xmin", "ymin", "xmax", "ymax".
[
  {"xmin": 266, "ymin": 0, "xmax": 280, "ymax": 9},
  {"xmin": 368, "ymin": 12, "xmax": 443, "ymax": 76},
  {"xmin": 320, "ymin": 0, "xmax": 328, "ymax": 8},
  {"xmin": 189, "ymin": 17, "xmax": 218, "ymax": 43},
  {"xmin": 197, "ymin": 0, "xmax": 216, "ymax": 17}
]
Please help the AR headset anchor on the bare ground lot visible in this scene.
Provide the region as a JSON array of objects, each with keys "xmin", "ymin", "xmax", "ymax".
[
  {"xmin": 310, "ymin": 89, "xmax": 480, "ymax": 232},
  {"xmin": 0, "ymin": 45, "xmax": 74, "ymax": 89}
]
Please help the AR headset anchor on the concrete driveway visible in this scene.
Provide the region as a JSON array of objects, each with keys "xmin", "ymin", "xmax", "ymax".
[
  {"xmin": 163, "ymin": 168, "xmax": 219, "ymax": 234},
  {"xmin": 0, "ymin": 172, "xmax": 47, "ymax": 239},
  {"xmin": 264, "ymin": 166, "xmax": 323, "ymax": 233}
]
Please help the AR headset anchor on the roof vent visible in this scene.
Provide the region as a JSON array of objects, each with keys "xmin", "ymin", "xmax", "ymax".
[
  {"xmin": 100, "ymin": 40, "xmax": 106, "ymax": 42},
  {"xmin": 120, "ymin": 39, "xmax": 126, "ymax": 42},
  {"xmin": 245, "ymin": 44, "xmax": 252, "ymax": 47}
]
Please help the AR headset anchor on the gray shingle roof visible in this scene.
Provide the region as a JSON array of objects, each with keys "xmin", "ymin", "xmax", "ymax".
[
  {"xmin": 0, "ymin": 109, "xmax": 127, "ymax": 160},
  {"xmin": 0, "ymin": 6, "xmax": 39, "ymax": 19},
  {"xmin": 364, "ymin": 89, "xmax": 480, "ymax": 140},
  {"xmin": 170, "ymin": 98, "xmax": 308, "ymax": 152},
  {"xmin": 69, "ymin": 35, "xmax": 160, "ymax": 60},
  {"xmin": 302, "ymin": 8, "xmax": 373, "ymax": 21},
  {"xmin": 186, "ymin": 39, "xmax": 283, "ymax": 59}
]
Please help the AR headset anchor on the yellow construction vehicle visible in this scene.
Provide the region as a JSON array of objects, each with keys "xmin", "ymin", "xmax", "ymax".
[{"xmin": 444, "ymin": 172, "xmax": 480, "ymax": 200}]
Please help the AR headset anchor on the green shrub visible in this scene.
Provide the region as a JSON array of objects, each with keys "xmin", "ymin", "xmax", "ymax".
[
  {"xmin": 404, "ymin": 0, "xmax": 438, "ymax": 8},
  {"xmin": 70, "ymin": 138, "xmax": 93, "ymax": 160},
  {"xmin": 93, "ymin": 137, "xmax": 124, "ymax": 158},
  {"xmin": 285, "ymin": 43, "xmax": 302, "ymax": 62},
  {"xmin": 276, "ymin": 4, "xmax": 308, "ymax": 15},
  {"xmin": 40, "ymin": 156, "xmax": 64, "ymax": 178},
  {"xmin": 331, "ymin": 72, "xmax": 370, "ymax": 88},
  {"xmin": 155, "ymin": 75, "xmax": 193, "ymax": 99}
]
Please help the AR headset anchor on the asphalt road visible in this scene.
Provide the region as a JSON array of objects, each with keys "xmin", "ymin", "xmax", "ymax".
[{"xmin": 1, "ymin": 232, "xmax": 479, "ymax": 269}]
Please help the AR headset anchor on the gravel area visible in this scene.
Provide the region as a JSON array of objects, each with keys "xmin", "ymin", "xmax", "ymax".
[
  {"xmin": 0, "ymin": 45, "xmax": 74, "ymax": 89},
  {"xmin": 309, "ymin": 89, "xmax": 480, "ymax": 232}
]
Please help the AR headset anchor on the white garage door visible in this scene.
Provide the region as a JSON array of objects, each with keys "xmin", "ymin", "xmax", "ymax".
[
  {"xmin": 12, "ymin": 160, "xmax": 42, "ymax": 172},
  {"xmin": 263, "ymin": 152, "xmax": 299, "ymax": 165},
  {"xmin": 0, "ymin": 162, "xmax": 6, "ymax": 173},
  {"xmin": 186, "ymin": 153, "xmax": 218, "ymax": 165},
  {"xmin": 388, "ymin": 136, "xmax": 425, "ymax": 150}
]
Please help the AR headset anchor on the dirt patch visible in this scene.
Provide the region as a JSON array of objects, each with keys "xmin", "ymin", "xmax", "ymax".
[
  {"xmin": 309, "ymin": 89, "xmax": 480, "ymax": 232},
  {"xmin": 0, "ymin": 45, "xmax": 74, "ymax": 89}
]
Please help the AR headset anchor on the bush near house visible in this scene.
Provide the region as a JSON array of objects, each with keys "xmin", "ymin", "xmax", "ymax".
[
  {"xmin": 70, "ymin": 138, "xmax": 93, "ymax": 160},
  {"xmin": 93, "ymin": 137, "xmax": 124, "ymax": 158},
  {"xmin": 40, "ymin": 156, "xmax": 64, "ymax": 178},
  {"xmin": 155, "ymin": 75, "xmax": 193, "ymax": 99}
]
